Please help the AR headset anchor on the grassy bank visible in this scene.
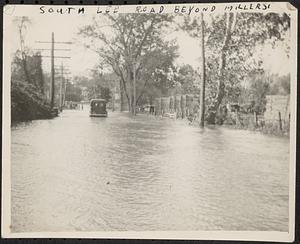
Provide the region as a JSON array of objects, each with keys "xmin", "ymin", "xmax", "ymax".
[
  {"xmin": 222, "ymin": 113, "xmax": 290, "ymax": 137},
  {"xmin": 147, "ymin": 112, "xmax": 289, "ymax": 137},
  {"xmin": 223, "ymin": 123, "xmax": 290, "ymax": 137}
]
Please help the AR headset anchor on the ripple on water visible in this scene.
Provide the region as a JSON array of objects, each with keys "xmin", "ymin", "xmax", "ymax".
[{"xmin": 11, "ymin": 110, "xmax": 289, "ymax": 232}]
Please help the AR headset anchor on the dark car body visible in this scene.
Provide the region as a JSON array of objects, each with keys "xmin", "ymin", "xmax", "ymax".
[{"xmin": 89, "ymin": 99, "xmax": 107, "ymax": 117}]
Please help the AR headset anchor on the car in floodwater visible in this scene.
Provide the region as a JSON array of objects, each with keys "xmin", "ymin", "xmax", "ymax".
[{"xmin": 89, "ymin": 99, "xmax": 107, "ymax": 117}]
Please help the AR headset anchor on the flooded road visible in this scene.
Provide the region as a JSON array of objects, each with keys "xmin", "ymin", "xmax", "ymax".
[{"xmin": 11, "ymin": 109, "xmax": 289, "ymax": 232}]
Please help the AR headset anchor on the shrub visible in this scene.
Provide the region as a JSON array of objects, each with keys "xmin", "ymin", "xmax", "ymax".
[{"xmin": 11, "ymin": 80, "xmax": 52, "ymax": 122}]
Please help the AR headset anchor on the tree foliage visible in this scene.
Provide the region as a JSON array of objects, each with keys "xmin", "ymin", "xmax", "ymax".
[
  {"xmin": 183, "ymin": 12, "xmax": 290, "ymax": 124},
  {"xmin": 72, "ymin": 71, "xmax": 115, "ymax": 102},
  {"xmin": 239, "ymin": 72, "xmax": 290, "ymax": 114},
  {"xmin": 12, "ymin": 51, "xmax": 45, "ymax": 93},
  {"xmin": 11, "ymin": 17, "xmax": 51, "ymax": 122},
  {"xmin": 78, "ymin": 14, "xmax": 178, "ymax": 114},
  {"xmin": 172, "ymin": 64, "xmax": 200, "ymax": 94}
]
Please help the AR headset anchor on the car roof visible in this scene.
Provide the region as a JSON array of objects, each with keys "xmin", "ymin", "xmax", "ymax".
[{"xmin": 90, "ymin": 99, "xmax": 106, "ymax": 102}]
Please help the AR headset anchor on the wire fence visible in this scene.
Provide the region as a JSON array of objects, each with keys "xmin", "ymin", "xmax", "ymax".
[{"xmin": 142, "ymin": 94, "xmax": 290, "ymax": 135}]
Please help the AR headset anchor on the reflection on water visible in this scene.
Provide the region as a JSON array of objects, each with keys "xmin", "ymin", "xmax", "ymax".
[{"xmin": 11, "ymin": 110, "xmax": 289, "ymax": 232}]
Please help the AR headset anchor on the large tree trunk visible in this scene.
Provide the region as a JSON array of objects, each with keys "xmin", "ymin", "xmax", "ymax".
[
  {"xmin": 130, "ymin": 96, "xmax": 135, "ymax": 114},
  {"xmin": 128, "ymin": 95, "xmax": 132, "ymax": 113},
  {"xmin": 119, "ymin": 79, "xmax": 124, "ymax": 111},
  {"xmin": 207, "ymin": 13, "xmax": 236, "ymax": 124},
  {"xmin": 116, "ymin": 67, "xmax": 130, "ymax": 112},
  {"xmin": 127, "ymin": 69, "xmax": 137, "ymax": 115},
  {"xmin": 128, "ymin": 72, "xmax": 133, "ymax": 113},
  {"xmin": 119, "ymin": 79, "xmax": 128, "ymax": 112}
]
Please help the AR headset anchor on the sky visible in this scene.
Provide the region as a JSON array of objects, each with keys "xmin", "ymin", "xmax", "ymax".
[{"xmin": 9, "ymin": 14, "xmax": 291, "ymax": 79}]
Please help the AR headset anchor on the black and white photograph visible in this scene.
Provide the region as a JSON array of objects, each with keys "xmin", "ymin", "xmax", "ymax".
[{"xmin": 2, "ymin": 2, "xmax": 297, "ymax": 241}]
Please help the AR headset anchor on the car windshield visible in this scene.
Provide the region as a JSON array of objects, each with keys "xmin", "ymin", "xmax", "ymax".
[{"xmin": 92, "ymin": 101, "xmax": 105, "ymax": 106}]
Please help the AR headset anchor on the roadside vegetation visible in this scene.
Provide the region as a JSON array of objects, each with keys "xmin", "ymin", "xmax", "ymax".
[
  {"xmin": 11, "ymin": 17, "xmax": 52, "ymax": 123},
  {"xmin": 11, "ymin": 13, "xmax": 291, "ymax": 136},
  {"xmin": 77, "ymin": 13, "xmax": 290, "ymax": 135}
]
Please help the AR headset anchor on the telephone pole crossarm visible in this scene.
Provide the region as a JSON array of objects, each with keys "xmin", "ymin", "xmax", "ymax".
[
  {"xmin": 41, "ymin": 56, "xmax": 71, "ymax": 59},
  {"xmin": 34, "ymin": 48, "xmax": 71, "ymax": 51},
  {"xmin": 36, "ymin": 41, "xmax": 73, "ymax": 44}
]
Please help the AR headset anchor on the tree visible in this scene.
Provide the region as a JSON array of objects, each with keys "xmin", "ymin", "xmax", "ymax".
[
  {"xmin": 172, "ymin": 64, "xmax": 199, "ymax": 94},
  {"xmin": 277, "ymin": 74, "xmax": 290, "ymax": 95},
  {"xmin": 65, "ymin": 81, "xmax": 82, "ymax": 102},
  {"xmin": 183, "ymin": 13, "xmax": 290, "ymax": 124},
  {"xmin": 240, "ymin": 71, "xmax": 270, "ymax": 114},
  {"xmin": 11, "ymin": 17, "xmax": 52, "ymax": 122},
  {"xmin": 239, "ymin": 71, "xmax": 290, "ymax": 115},
  {"xmin": 72, "ymin": 75, "xmax": 90, "ymax": 87},
  {"xmin": 135, "ymin": 42, "xmax": 178, "ymax": 102},
  {"xmin": 267, "ymin": 73, "xmax": 290, "ymax": 95},
  {"xmin": 13, "ymin": 17, "xmax": 32, "ymax": 84},
  {"xmin": 72, "ymin": 72, "xmax": 114, "ymax": 103},
  {"xmin": 12, "ymin": 51, "xmax": 45, "ymax": 93},
  {"xmin": 79, "ymin": 14, "xmax": 178, "ymax": 115},
  {"xmin": 12, "ymin": 16, "xmax": 45, "ymax": 93}
]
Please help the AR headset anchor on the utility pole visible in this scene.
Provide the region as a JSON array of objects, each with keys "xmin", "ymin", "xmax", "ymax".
[
  {"xmin": 51, "ymin": 32, "xmax": 55, "ymax": 109},
  {"xmin": 35, "ymin": 34, "xmax": 71, "ymax": 110},
  {"xmin": 59, "ymin": 63, "xmax": 64, "ymax": 111},
  {"xmin": 133, "ymin": 62, "xmax": 137, "ymax": 115},
  {"xmin": 63, "ymin": 78, "xmax": 67, "ymax": 107},
  {"xmin": 199, "ymin": 12, "xmax": 206, "ymax": 127},
  {"xmin": 55, "ymin": 66, "xmax": 70, "ymax": 110}
]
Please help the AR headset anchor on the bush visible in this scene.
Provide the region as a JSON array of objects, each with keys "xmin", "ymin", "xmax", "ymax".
[{"xmin": 11, "ymin": 80, "xmax": 52, "ymax": 122}]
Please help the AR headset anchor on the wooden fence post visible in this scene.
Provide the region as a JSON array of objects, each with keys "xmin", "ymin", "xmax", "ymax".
[
  {"xmin": 235, "ymin": 109, "xmax": 239, "ymax": 126},
  {"xmin": 278, "ymin": 111, "xmax": 282, "ymax": 131},
  {"xmin": 254, "ymin": 111, "xmax": 257, "ymax": 127},
  {"xmin": 161, "ymin": 97, "xmax": 163, "ymax": 115},
  {"xmin": 181, "ymin": 95, "xmax": 185, "ymax": 119}
]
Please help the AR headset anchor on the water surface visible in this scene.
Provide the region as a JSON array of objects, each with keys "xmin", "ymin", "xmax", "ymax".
[{"xmin": 11, "ymin": 110, "xmax": 289, "ymax": 232}]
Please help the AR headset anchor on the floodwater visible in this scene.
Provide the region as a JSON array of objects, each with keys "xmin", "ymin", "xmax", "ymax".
[{"xmin": 11, "ymin": 109, "xmax": 290, "ymax": 232}]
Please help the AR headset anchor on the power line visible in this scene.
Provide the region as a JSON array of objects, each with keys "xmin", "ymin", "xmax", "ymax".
[{"xmin": 36, "ymin": 32, "xmax": 72, "ymax": 109}]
